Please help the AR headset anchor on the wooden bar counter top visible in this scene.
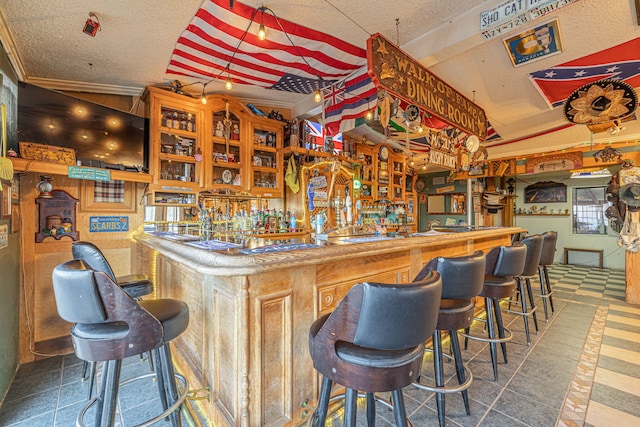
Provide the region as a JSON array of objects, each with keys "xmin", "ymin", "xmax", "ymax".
[{"xmin": 133, "ymin": 226, "xmax": 524, "ymax": 426}]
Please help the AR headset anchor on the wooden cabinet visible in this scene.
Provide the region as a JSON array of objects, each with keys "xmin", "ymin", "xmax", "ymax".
[
  {"xmin": 250, "ymin": 123, "xmax": 283, "ymax": 197},
  {"xmin": 144, "ymin": 87, "xmax": 285, "ymax": 202},
  {"xmin": 390, "ymin": 153, "xmax": 406, "ymax": 202}
]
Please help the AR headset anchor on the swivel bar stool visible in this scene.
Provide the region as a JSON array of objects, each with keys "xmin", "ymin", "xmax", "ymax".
[
  {"xmin": 463, "ymin": 242, "xmax": 527, "ymax": 381},
  {"xmin": 506, "ymin": 234, "xmax": 543, "ymax": 345},
  {"xmin": 72, "ymin": 241, "xmax": 154, "ymax": 398},
  {"xmin": 52, "ymin": 259, "xmax": 189, "ymax": 427},
  {"xmin": 537, "ymin": 231, "xmax": 557, "ymax": 321},
  {"xmin": 308, "ymin": 273, "xmax": 442, "ymax": 426},
  {"xmin": 412, "ymin": 250, "xmax": 486, "ymax": 427}
]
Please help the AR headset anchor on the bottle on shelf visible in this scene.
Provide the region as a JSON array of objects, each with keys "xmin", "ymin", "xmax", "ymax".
[{"xmin": 290, "ymin": 210, "xmax": 297, "ymax": 232}]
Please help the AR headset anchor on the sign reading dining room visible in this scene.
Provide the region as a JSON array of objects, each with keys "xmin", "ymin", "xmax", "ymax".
[{"xmin": 367, "ymin": 33, "xmax": 487, "ymax": 140}]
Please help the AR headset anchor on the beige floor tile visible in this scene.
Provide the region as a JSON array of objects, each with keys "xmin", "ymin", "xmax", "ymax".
[
  {"xmin": 599, "ymin": 344, "xmax": 640, "ymax": 366},
  {"xmin": 604, "ymin": 327, "xmax": 640, "ymax": 343},
  {"xmin": 607, "ymin": 314, "xmax": 640, "ymax": 327},
  {"xmin": 594, "ymin": 367, "xmax": 640, "ymax": 397},
  {"xmin": 585, "ymin": 400, "xmax": 640, "ymax": 427}
]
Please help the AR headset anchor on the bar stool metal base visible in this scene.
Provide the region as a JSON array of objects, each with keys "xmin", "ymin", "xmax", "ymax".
[
  {"xmin": 307, "ymin": 388, "xmax": 414, "ymax": 427},
  {"xmin": 76, "ymin": 371, "xmax": 188, "ymax": 427}
]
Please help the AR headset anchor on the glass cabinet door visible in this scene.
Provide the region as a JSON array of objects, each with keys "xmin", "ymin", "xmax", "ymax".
[{"xmin": 211, "ymin": 109, "xmax": 243, "ymax": 190}]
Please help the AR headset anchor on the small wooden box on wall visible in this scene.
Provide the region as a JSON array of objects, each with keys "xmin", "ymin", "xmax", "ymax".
[
  {"xmin": 489, "ymin": 159, "xmax": 516, "ymax": 177},
  {"xmin": 35, "ymin": 190, "xmax": 79, "ymax": 242}
]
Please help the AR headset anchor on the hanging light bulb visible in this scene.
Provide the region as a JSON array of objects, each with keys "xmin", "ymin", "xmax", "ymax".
[
  {"xmin": 225, "ymin": 65, "xmax": 233, "ymax": 91},
  {"xmin": 314, "ymin": 77, "xmax": 323, "ymax": 103},
  {"xmin": 257, "ymin": 23, "xmax": 267, "ymax": 41},
  {"xmin": 410, "ymin": 157, "xmax": 414, "ymax": 166},
  {"xmin": 365, "ymin": 105, "xmax": 373, "ymax": 120},
  {"xmin": 200, "ymin": 83, "xmax": 207, "ymax": 104},
  {"xmin": 257, "ymin": 7, "xmax": 267, "ymax": 41}
]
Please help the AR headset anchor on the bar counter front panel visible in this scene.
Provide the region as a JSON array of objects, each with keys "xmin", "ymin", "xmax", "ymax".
[{"xmin": 133, "ymin": 227, "xmax": 524, "ymax": 426}]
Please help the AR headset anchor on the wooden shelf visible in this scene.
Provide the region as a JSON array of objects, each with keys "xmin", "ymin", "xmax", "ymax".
[
  {"xmin": 10, "ymin": 158, "xmax": 152, "ymax": 183},
  {"xmin": 515, "ymin": 213, "xmax": 569, "ymax": 217}
]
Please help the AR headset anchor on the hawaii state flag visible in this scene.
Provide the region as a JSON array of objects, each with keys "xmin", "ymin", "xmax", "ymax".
[
  {"xmin": 528, "ymin": 37, "xmax": 640, "ymax": 108},
  {"xmin": 166, "ymin": 0, "xmax": 366, "ymax": 94}
]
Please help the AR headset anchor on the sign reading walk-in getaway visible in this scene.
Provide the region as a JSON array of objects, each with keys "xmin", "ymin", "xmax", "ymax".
[
  {"xmin": 367, "ymin": 33, "xmax": 487, "ymax": 140},
  {"xmin": 89, "ymin": 216, "xmax": 129, "ymax": 232}
]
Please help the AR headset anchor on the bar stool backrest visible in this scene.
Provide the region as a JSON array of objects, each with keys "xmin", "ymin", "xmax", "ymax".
[
  {"xmin": 52, "ymin": 259, "xmax": 107, "ymax": 324},
  {"xmin": 52, "ymin": 259, "xmax": 163, "ymax": 361},
  {"xmin": 419, "ymin": 250, "xmax": 486, "ymax": 300},
  {"xmin": 353, "ymin": 272, "xmax": 443, "ymax": 350},
  {"xmin": 520, "ymin": 234, "xmax": 544, "ymax": 277},
  {"xmin": 539, "ymin": 231, "xmax": 558, "ymax": 266},
  {"xmin": 490, "ymin": 242, "xmax": 527, "ymax": 277},
  {"xmin": 72, "ymin": 241, "xmax": 117, "ymax": 283}
]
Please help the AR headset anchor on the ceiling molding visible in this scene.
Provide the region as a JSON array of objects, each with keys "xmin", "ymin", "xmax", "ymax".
[
  {"xmin": 0, "ymin": 8, "xmax": 26, "ymax": 80},
  {"xmin": 25, "ymin": 77, "xmax": 144, "ymax": 96}
]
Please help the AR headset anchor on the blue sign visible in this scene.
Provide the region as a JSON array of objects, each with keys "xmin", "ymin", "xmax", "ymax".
[
  {"xmin": 68, "ymin": 166, "xmax": 111, "ymax": 181},
  {"xmin": 89, "ymin": 216, "xmax": 129, "ymax": 232}
]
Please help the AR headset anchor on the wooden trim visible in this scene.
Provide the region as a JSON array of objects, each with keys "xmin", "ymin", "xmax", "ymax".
[
  {"xmin": 636, "ymin": 0, "xmax": 640, "ymax": 25},
  {"xmin": 80, "ymin": 180, "xmax": 138, "ymax": 213}
]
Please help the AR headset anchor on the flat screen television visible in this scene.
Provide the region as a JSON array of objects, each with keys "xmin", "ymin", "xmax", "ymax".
[{"xmin": 15, "ymin": 82, "xmax": 148, "ymax": 171}]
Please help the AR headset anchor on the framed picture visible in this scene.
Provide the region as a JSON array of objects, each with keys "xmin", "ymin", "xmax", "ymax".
[
  {"xmin": 524, "ymin": 181, "xmax": 567, "ymax": 203},
  {"xmin": 1, "ymin": 179, "xmax": 11, "ymax": 219},
  {"xmin": 503, "ymin": 20, "xmax": 563, "ymax": 67}
]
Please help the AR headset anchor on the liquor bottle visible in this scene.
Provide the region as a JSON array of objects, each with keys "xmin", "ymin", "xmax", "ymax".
[
  {"xmin": 180, "ymin": 114, "xmax": 187, "ymax": 131},
  {"xmin": 187, "ymin": 115, "xmax": 194, "ymax": 132},
  {"xmin": 290, "ymin": 211, "xmax": 297, "ymax": 232},
  {"xmin": 172, "ymin": 112, "xmax": 180, "ymax": 129}
]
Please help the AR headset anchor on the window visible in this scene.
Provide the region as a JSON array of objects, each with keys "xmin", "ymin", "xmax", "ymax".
[{"xmin": 572, "ymin": 186, "xmax": 608, "ymax": 234}]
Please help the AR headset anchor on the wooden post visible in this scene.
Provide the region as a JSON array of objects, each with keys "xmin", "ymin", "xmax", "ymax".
[
  {"xmin": 626, "ymin": 210, "xmax": 640, "ymax": 304},
  {"xmin": 636, "ymin": 0, "xmax": 640, "ymax": 26}
]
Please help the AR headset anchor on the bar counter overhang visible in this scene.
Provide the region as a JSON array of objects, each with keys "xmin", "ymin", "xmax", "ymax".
[{"xmin": 132, "ymin": 226, "xmax": 524, "ymax": 426}]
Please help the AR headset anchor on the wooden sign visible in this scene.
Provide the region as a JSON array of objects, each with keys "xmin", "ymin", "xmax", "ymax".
[
  {"xmin": 428, "ymin": 149, "xmax": 458, "ymax": 170},
  {"xmin": 526, "ymin": 151, "xmax": 582, "ymax": 174},
  {"xmin": 367, "ymin": 33, "xmax": 487, "ymax": 139}
]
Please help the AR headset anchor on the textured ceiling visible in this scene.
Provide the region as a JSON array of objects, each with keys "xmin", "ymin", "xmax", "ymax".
[{"xmin": 1, "ymin": 0, "xmax": 639, "ymax": 160}]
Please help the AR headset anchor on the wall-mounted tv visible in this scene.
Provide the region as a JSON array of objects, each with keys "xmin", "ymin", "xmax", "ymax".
[{"xmin": 15, "ymin": 82, "xmax": 148, "ymax": 171}]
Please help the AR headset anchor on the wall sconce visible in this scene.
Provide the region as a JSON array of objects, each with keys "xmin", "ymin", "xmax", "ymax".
[{"xmin": 37, "ymin": 175, "xmax": 54, "ymax": 198}]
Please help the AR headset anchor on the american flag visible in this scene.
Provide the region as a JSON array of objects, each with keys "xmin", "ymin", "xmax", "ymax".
[
  {"xmin": 166, "ymin": 0, "xmax": 366, "ymax": 94},
  {"xmin": 323, "ymin": 66, "xmax": 378, "ymax": 136},
  {"xmin": 529, "ymin": 37, "xmax": 640, "ymax": 108}
]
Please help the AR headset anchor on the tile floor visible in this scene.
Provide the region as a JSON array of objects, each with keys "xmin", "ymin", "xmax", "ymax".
[{"xmin": 0, "ymin": 264, "xmax": 639, "ymax": 426}]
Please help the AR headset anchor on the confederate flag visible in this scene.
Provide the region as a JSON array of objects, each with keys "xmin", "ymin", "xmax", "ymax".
[{"xmin": 528, "ymin": 37, "xmax": 640, "ymax": 108}]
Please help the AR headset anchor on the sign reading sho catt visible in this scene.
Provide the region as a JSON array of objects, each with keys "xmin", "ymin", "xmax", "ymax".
[{"xmin": 367, "ymin": 33, "xmax": 487, "ymax": 140}]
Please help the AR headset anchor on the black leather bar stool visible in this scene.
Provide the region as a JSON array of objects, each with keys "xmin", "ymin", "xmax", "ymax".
[
  {"xmin": 537, "ymin": 231, "xmax": 557, "ymax": 321},
  {"xmin": 412, "ymin": 250, "xmax": 486, "ymax": 427},
  {"xmin": 72, "ymin": 241, "xmax": 153, "ymax": 299},
  {"xmin": 308, "ymin": 273, "xmax": 442, "ymax": 426},
  {"xmin": 463, "ymin": 242, "xmax": 527, "ymax": 381},
  {"xmin": 52, "ymin": 259, "xmax": 189, "ymax": 427},
  {"xmin": 506, "ymin": 234, "xmax": 543, "ymax": 345},
  {"xmin": 72, "ymin": 241, "xmax": 154, "ymax": 398}
]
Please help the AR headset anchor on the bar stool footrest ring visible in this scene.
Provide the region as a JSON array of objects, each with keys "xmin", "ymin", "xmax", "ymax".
[
  {"xmin": 307, "ymin": 390, "xmax": 413, "ymax": 427},
  {"xmin": 459, "ymin": 326, "xmax": 513, "ymax": 344},
  {"xmin": 76, "ymin": 372, "xmax": 188, "ymax": 427},
  {"xmin": 412, "ymin": 365, "xmax": 473, "ymax": 394}
]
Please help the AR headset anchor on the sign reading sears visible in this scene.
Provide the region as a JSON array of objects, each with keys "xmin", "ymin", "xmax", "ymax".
[{"xmin": 90, "ymin": 216, "xmax": 129, "ymax": 233}]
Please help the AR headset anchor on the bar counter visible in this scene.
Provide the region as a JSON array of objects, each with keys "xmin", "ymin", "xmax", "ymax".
[{"xmin": 132, "ymin": 226, "xmax": 525, "ymax": 426}]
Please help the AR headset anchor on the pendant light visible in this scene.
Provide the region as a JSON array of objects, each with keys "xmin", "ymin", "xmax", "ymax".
[
  {"xmin": 314, "ymin": 77, "xmax": 323, "ymax": 103},
  {"xmin": 225, "ymin": 65, "xmax": 233, "ymax": 91}
]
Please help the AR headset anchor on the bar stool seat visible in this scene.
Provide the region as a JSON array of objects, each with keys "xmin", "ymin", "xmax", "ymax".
[
  {"xmin": 412, "ymin": 250, "xmax": 486, "ymax": 427},
  {"xmin": 72, "ymin": 241, "xmax": 154, "ymax": 398},
  {"xmin": 308, "ymin": 272, "xmax": 442, "ymax": 426},
  {"xmin": 462, "ymin": 242, "xmax": 526, "ymax": 381},
  {"xmin": 537, "ymin": 231, "xmax": 557, "ymax": 320},
  {"xmin": 505, "ymin": 235, "xmax": 543, "ymax": 345},
  {"xmin": 52, "ymin": 259, "xmax": 189, "ymax": 427}
]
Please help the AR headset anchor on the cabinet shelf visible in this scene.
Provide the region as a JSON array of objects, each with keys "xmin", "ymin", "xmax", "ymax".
[
  {"xmin": 515, "ymin": 213, "xmax": 569, "ymax": 217},
  {"xmin": 159, "ymin": 125, "xmax": 197, "ymax": 138},
  {"xmin": 10, "ymin": 157, "xmax": 152, "ymax": 183},
  {"xmin": 159, "ymin": 153, "xmax": 197, "ymax": 163}
]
